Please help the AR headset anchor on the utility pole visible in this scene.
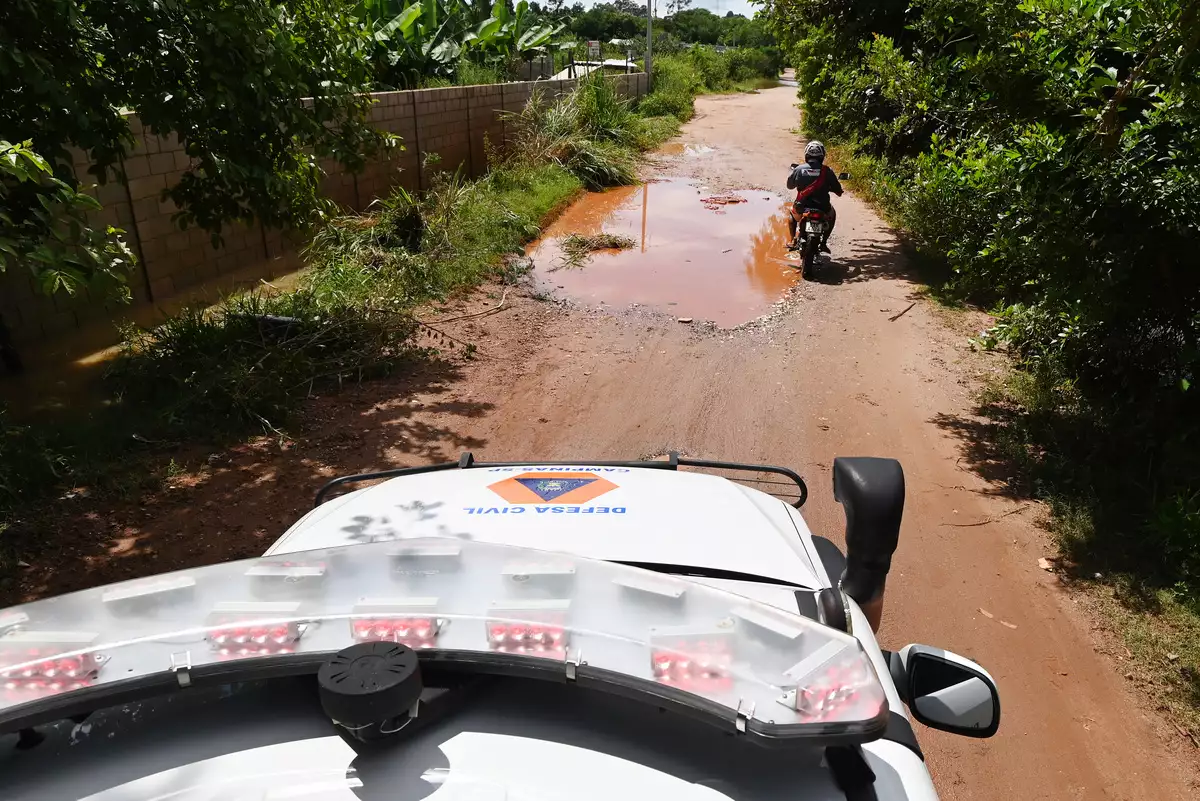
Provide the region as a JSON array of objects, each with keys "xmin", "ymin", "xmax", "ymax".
[{"xmin": 645, "ymin": 0, "xmax": 653, "ymax": 85}]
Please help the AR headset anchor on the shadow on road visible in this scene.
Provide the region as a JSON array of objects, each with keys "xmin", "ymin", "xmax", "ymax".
[
  {"xmin": 812, "ymin": 238, "xmax": 911, "ymax": 285},
  {"xmin": 1, "ymin": 356, "xmax": 492, "ymax": 606}
]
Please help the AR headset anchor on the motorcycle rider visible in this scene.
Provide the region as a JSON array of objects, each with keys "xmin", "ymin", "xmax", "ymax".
[{"xmin": 787, "ymin": 140, "xmax": 843, "ymax": 253}]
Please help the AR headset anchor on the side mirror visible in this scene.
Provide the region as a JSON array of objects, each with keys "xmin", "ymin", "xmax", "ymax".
[
  {"xmin": 833, "ymin": 457, "xmax": 904, "ymax": 633},
  {"xmin": 896, "ymin": 645, "xmax": 1000, "ymax": 738},
  {"xmin": 838, "ymin": 172, "xmax": 850, "ymax": 180}
]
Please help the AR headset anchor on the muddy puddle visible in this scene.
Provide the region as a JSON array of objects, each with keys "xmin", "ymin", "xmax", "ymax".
[
  {"xmin": 526, "ymin": 178, "xmax": 800, "ymax": 326},
  {"xmin": 657, "ymin": 142, "xmax": 716, "ymax": 157}
]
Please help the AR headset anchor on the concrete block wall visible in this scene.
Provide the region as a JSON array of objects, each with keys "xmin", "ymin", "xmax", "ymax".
[{"xmin": 0, "ymin": 74, "xmax": 648, "ymax": 346}]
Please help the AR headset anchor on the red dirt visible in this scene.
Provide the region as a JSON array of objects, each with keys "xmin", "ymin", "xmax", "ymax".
[{"xmin": 7, "ymin": 81, "xmax": 1200, "ymax": 798}]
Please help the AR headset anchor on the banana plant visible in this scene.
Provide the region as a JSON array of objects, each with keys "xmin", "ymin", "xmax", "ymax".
[
  {"xmin": 360, "ymin": 0, "xmax": 468, "ymax": 88},
  {"xmin": 355, "ymin": 0, "xmax": 567, "ymax": 86},
  {"xmin": 463, "ymin": 1, "xmax": 565, "ymax": 61}
]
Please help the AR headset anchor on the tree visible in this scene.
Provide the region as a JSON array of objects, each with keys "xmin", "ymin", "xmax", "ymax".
[
  {"xmin": 0, "ymin": 0, "xmax": 388, "ymax": 301},
  {"xmin": 612, "ymin": 0, "xmax": 647, "ymax": 14}
]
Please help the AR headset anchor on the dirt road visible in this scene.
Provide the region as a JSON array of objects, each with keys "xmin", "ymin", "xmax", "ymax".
[{"xmin": 16, "ymin": 83, "xmax": 1198, "ymax": 797}]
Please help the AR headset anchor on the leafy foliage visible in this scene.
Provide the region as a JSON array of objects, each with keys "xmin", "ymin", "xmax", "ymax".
[
  {"xmin": 0, "ymin": 140, "xmax": 134, "ymax": 298},
  {"xmin": 764, "ymin": 0, "xmax": 1200, "ymax": 594},
  {"xmin": 359, "ymin": 0, "xmax": 565, "ymax": 88},
  {"xmin": 0, "ymin": 0, "xmax": 388, "ymax": 300}
]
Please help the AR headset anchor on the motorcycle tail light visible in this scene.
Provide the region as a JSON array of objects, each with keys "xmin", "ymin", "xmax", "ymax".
[
  {"xmin": 350, "ymin": 598, "xmax": 441, "ymax": 648},
  {"xmin": 487, "ymin": 600, "xmax": 570, "ymax": 658},
  {"xmin": 205, "ymin": 602, "xmax": 302, "ymax": 657}
]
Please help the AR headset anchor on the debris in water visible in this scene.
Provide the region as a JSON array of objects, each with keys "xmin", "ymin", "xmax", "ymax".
[
  {"xmin": 700, "ymin": 194, "xmax": 747, "ymax": 210},
  {"xmin": 555, "ymin": 233, "xmax": 636, "ymax": 271}
]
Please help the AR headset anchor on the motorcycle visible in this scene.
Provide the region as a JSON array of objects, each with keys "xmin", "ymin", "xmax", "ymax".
[{"xmin": 788, "ymin": 165, "xmax": 849, "ymax": 278}]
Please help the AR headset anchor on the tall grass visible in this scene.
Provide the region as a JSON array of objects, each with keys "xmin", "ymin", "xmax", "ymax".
[{"xmin": 505, "ymin": 72, "xmax": 640, "ymax": 189}]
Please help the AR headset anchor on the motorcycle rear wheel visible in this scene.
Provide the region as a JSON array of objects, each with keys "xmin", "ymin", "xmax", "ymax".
[{"xmin": 801, "ymin": 238, "xmax": 819, "ymax": 278}]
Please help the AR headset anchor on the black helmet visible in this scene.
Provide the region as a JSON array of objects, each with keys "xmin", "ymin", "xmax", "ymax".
[{"xmin": 804, "ymin": 140, "xmax": 826, "ymax": 164}]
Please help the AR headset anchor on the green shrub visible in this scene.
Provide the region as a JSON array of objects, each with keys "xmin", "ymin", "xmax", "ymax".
[
  {"xmin": 641, "ymin": 55, "xmax": 702, "ymax": 121},
  {"xmin": 633, "ymin": 115, "xmax": 684, "ymax": 150},
  {"xmin": 767, "ymin": 0, "xmax": 1200, "ymax": 598}
]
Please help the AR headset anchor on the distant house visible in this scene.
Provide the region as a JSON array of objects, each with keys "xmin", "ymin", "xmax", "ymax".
[{"xmin": 550, "ymin": 59, "xmax": 636, "ymax": 80}]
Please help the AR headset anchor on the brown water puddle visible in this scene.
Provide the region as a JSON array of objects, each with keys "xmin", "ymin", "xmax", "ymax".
[
  {"xmin": 527, "ymin": 178, "xmax": 799, "ymax": 326},
  {"xmin": 657, "ymin": 142, "xmax": 716, "ymax": 157}
]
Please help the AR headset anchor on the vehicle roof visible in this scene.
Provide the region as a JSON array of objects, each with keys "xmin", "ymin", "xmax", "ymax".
[
  {"xmin": 269, "ymin": 465, "xmax": 829, "ymax": 590},
  {"xmin": 0, "ymin": 672, "xmax": 933, "ymax": 801}
]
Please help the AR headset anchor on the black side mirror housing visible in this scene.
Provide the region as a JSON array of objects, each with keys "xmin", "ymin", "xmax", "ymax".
[{"xmin": 832, "ymin": 457, "xmax": 904, "ymax": 628}]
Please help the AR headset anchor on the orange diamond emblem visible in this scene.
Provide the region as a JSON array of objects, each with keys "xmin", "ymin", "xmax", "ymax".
[{"xmin": 487, "ymin": 472, "xmax": 619, "ymax": 505}]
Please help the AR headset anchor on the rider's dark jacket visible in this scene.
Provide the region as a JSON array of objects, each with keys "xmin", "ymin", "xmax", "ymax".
[{"xmin": 787, "ymin": 162, "xmax": 843, "ymax": 211}]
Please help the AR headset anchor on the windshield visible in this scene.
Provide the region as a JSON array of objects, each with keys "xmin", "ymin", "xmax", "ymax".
[{"xmin": 0, "ymin": 537, "xmax": 886, "ymax": 745}]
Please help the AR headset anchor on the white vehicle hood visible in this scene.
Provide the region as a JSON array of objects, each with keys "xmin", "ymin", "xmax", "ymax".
[{"xmin": 269, "ymin": 465, "xmax": 827, "ymax": 589}]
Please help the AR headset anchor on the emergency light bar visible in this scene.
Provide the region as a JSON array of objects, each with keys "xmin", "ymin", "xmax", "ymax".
[{"xmin": 0, "ymin": 538, "xmax": 887, "ymax": 745}]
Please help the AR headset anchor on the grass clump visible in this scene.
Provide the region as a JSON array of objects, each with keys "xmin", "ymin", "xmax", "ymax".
[
  {"xmin": 507, "ymin": 72, "xmax": 640, "ymax": 189},
  {"xmin": 557, "ymin": 232, "xmax": 636, "ymax": 270}
]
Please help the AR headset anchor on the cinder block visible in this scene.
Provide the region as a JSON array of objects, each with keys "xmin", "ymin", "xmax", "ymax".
[
  {"xmin": 133, "ymin": 198, "xmax": 160, "ymax": 222},
  {"xmin": 96, "ymin": 181, "xmax": 127, "ymax": 205},
  {"xmin": 138, "ymin": 215, "xmax": 176, "ymax": 241},
  {"xmin": 140, "ymin": 237, "xmax": 168, "ymax": 261},
  {"xmin": 167, "ymin": 231, "xmax": 192, "ymax": 253},
  {"xmin": 149, "ymin": 153, "xmax": 176, "ymax": 174},
  {"xmin": 173, "ymin": 151, "xmax": 192, "ymax": 171},
  {"xmin": 178, "ymin": 246, "xmax": 206, "ymax": 269},
  {"xmin": 127, "ymin": 174, "xmax": 166, "ymax": 201},
  {"xmin": 122, "ymin": 155, "xmax": 152, "ymax": 180}
]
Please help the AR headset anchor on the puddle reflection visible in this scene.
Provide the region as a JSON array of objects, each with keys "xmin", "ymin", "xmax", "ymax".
[{"xmin": 527, "ymin": 178, "xmax": 799, "ymax": 326}]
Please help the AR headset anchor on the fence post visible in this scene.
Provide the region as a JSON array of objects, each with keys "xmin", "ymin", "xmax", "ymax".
[
  {"xmin": 117, "ymin": 151, "xmax": 153, "ymax": 303},
  {"xmin": 466, "ymin": 89, "xmax": 476, "ymax": 178},
  {"xmin": 409, "ymin": 90, "xmax": 423, "ymax": 192}
]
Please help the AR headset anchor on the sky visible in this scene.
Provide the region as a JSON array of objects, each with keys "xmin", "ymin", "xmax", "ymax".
[{"xmin": 575, "ymin": 0, "xmax": 763, "ymax": 21}]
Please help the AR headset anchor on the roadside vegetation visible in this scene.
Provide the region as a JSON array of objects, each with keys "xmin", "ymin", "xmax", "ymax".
[
  {"xmin": 0, "ymin": 71, "xmax": 685, "ymax": 591},
  {"xmin": 0, "ymin": 0, "xmax": 770, "ymax": 590},
  {"xmin": 764, "ymin": 0, "xmax": 1200, "ymax": 728},
  {"xmin": 643, "ymin": 47, "xmax": 783, "ymax": 120}
]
